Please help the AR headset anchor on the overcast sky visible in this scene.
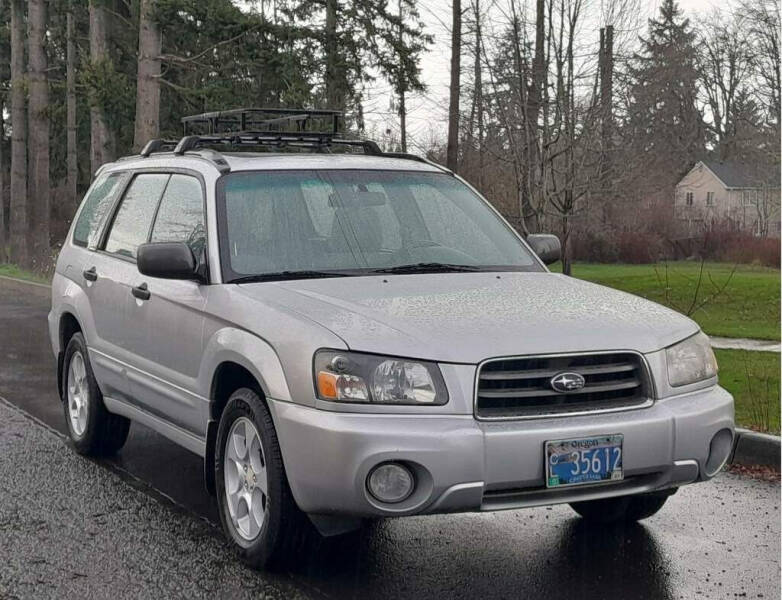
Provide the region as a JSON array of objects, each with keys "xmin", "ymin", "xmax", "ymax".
[{"xmin": 362, "ymin": 0, "xmax": 730, "ymax": 152}]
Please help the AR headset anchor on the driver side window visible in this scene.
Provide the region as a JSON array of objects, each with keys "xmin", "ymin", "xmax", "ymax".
[
  {"xmin": 149, "ymin": 174, "xmax": 206, "ymax": 258},
  {"xmin": 104, "ymin": 174, "xmax": 169, "ymax": 260}
]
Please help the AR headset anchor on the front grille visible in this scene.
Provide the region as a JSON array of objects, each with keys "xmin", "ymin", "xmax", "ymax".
[{"xmin": 475, "ymin": 352, "xmax": 650, "ymax": 419}]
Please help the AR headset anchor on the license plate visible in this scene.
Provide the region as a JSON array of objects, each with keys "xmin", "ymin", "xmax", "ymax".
[{"xmin": 545, "ymin": 434, "xmax": 623, "ymax": 488}]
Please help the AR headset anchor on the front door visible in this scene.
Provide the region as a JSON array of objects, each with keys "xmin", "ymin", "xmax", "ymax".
[
  {"xmin": 125, "ymin": 173, "xmax": 208, "ymax": 436},
  {"xmin": 96, "ymin": 172, "xmax": 171, "ymax": 405}
]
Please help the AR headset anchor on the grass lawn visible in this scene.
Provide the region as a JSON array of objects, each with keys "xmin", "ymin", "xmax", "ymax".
[
  {"xmin": 563, "ymin": 262, "xmax": 781, "ymax": 341},
  {"xmin": 0, "ymin": 263, "xmax": 50, "ymax": 285},
  {"xmin": 715, "ymin": 349, "xmax": 780, "ymax": 433}
]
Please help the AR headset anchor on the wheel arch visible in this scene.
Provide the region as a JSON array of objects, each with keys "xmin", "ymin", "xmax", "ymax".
[
  {"xmin": 57, "ymin": 311, "xmax": 83, "ymax": 402},
  {"xmin": 204, "ymin": 359, "xmax": 271, "ymax": 496}
]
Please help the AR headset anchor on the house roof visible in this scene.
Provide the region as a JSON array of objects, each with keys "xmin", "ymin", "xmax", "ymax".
[{"xmin": 701, "ymin": 160, "xmax": 754, "ymax": 188}]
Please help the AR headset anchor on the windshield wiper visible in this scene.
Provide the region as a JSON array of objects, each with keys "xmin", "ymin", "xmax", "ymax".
[
  {"xmin": 369, "ymin": 262, "xmax": 484, "ymax": 274},
  {"xmin": 230, "ymin": 270, "xmax": 355, "ymax": 283}
]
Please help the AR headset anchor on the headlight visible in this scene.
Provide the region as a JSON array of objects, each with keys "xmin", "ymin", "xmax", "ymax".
[
  {"xmin": 314, "ymin": 350, "xmax": 448, "ymax": 405},
  {"xmin": 666, "ymin": 332, "xmax": 718, "ymax": 387}
]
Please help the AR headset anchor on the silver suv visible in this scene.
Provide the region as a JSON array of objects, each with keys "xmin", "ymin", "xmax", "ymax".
[{"xmin": 49, "ymin": 109, "xmax": 734, "ymax": 569}]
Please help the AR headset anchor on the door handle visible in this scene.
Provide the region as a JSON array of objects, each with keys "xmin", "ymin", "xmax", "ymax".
[
  {"xmin": 83, "ymin": 267, "xmax": 98, "ymax": 282},
  {"xmin": 131, "ymin": 283, "xmax": 151, "ymax": 301}
]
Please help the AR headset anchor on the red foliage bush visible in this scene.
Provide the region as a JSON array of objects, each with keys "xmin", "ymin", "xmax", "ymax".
[
  {"xmin": 570, "ymin": 226, "xmax": 779, "ymax": 266},
  {"xmin": 716, "ymin": 235, "xmax": 780, "ymax": 267},
  {"xmin": 570, "ymin": 230, "xmax": 666, "ymax": 264}
]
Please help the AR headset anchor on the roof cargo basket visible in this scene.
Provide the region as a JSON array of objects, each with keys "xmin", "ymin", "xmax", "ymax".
[
  {"xmin": 136, "ymin": 107, "xmax": 442, "ymax": 172},
  {"xmin": 181, "ymin": 108, "xmax": 342, "ymax": 136}
]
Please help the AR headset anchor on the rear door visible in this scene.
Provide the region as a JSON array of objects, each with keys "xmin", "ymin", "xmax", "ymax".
[
  {"xmin": 64, "ymin": 171, "xmax": 130, "ymax": 399},
  {"xmin": 124, "ymin": 173, "xmax": 208, "ymax": 435}
]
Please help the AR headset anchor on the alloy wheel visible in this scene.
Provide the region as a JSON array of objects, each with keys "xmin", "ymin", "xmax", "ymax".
[
  {"xmin": 67, "ymin": 351, "xmax": 89, "ymax": 437},
  {"xmin": 224, "ymin": 416, "xmax": 269, "ymax": 541}
]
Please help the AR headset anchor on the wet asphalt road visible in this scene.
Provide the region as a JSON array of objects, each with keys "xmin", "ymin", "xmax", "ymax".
[{"xmin": 0, "ymin": 276, "xmax": 779, "ymax": 599}]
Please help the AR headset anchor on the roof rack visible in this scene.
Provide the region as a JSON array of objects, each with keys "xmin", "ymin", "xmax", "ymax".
[{"xmin": 137, "ymin": 107, "xmax": 439, "ymax": 173}]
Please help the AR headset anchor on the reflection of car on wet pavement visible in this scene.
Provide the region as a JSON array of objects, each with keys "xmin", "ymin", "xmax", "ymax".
[{"xmin": 48, "ymin": 108, "xmax": 734, "ymax": 569}]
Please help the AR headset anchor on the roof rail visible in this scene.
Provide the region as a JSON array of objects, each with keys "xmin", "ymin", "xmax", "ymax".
[{"xmin": 139, "ymin": 139, "xmax": 177, "ymax": 157}]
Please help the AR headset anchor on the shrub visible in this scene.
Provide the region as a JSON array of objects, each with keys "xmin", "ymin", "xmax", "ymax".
[
  {"xmin": 570, "ymin": 230, "xmax": 666, "ymax": 264},
  {"xmin": 701, "ymin": 227, "xmax": 780, "ymax": 267}
]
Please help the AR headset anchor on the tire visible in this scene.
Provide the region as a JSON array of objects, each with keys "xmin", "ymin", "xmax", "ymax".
[
  {"xmin": 62, "ymin": 332, "xmax": 130, "ymax": 456},
  {"xmin": 569, "ymin": 490, "xmax": 673, "ymax": 524},
  {"xmin": 215, "ymin": 387, "xmax": 312, "ymax": 570}
]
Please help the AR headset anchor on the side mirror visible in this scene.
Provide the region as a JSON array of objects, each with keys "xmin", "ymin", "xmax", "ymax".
[
  {"xmin": 527, "ymin": 234, "xmax": 561, "ymax": 265},
  {"xmin": 137, "ymin": 242, "xmax": 200, "ymax": 281}
]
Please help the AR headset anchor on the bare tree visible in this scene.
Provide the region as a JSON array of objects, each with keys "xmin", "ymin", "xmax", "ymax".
[
  {"xmin": 66, "ymin": 0, "xmax": 78, "ymax": 212},
  {"xmin": 9, "ymin": 0, "xmax": 27, "ymax": 266},
  {"xmin": 133, "ymin": 0, "xmax": 162, "ymax": 150},
  {"xmin": 698, "ymin": 10, "xmax": 753, "ymax": 156},
  {"xmin": 446, "ymin": 0, "xmax": 461, "ymax": 172},
  {"xmin": 89, "ymin": 0, "xmax": 116, "ymax": 173},
  {"xmin": 736, "ymin": 0, "xmax": 780, "ymax": 126}
]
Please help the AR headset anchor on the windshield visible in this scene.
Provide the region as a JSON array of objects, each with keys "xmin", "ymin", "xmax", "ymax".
[{"xmin": 217, "ymin": 169, "xmax": 542, "ymax": 281}]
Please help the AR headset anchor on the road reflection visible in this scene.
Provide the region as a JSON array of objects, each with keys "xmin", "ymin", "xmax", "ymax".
[{"xmin": 278, "ymin": 513, "xmax": 673, "ymax": 600}]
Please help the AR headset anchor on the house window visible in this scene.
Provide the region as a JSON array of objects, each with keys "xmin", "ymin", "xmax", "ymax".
[
  {"xmin": 685, "ymin": 192, "xmax": 693, "ymax": 206},
  {"xmin": 706, "ymin": 191, "xmax": 714, "ymax": 206}
]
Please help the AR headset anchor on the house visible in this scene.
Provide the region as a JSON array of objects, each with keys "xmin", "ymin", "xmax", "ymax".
[{"xmin": 674, "ymin": 160, "xmax": 781, "ymax": 238}]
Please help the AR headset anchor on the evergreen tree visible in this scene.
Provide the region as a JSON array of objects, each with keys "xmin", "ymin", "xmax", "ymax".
[{"xmin": 624, "ymin": 0, "xmax": 706, "ymax": 196}]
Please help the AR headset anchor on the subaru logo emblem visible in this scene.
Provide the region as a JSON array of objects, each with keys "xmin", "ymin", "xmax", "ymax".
[{"xmin": 550, "ymin": 372, "xmax": 586, "ymax": 393}]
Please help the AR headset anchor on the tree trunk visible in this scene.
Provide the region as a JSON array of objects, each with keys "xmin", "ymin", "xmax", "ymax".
[
  {"xmin": 398, "ymin": 0, "xmax": 406, "ymax": 152},
  {"xmin": 526, "ymin": 0, "xmax": 545, "ymax": 222},
  {"xmin": 561, "ymin": 215, "xmax": 571, "ymax": 276},
  {"xmin": 28, "ymin": 0, "xmax": 50, "ymax": 264},
  {"xmin": 599, "ymin": 25, "xmax": 614, "ymax": 195},
  {"xmin": 9, "ymin": 0, "xmax": 28, "ymax": 267},
  {"xmin": 133, "ymin": 0, "xmax": 162, "ymax": 151},
  {"xmin": 324, "ymin": 0, "xmax": 341, "ymax": 110},
  {"xmin": 0, "ymin": 106, "xmax": 5, "ymax": 264},
  {"xmin": 399, "ymin": 90, "xmax": 407, "ymax": 152},
  {"xmin": 446, "ymin": 0, "xmax": 461, "ymax": 172},
  {"xmin": 66, "ymin": 1, "xmax": 78, "ymax": 211},
  {"xmin": 473, "ymin": 0, "xmax": 484, "ymax": 190},
  {"xmin": 89, "ymin": 0, "xmax": 116, "ymax": 173}
]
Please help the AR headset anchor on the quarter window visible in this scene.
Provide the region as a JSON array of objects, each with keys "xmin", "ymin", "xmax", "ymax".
[
  {"xmin": 685, "ymin": 192, "xmax": 694, "ymax": 206},
  {"xmin": 72, "ymin": 173, "xmax": 126, "ymax": 247},
  {"xmin": 150, "ymin": 174, "xmax": 206, "ymax": 257},
  {"xmin": 104, "ymin": 174, "xmax": 170, "ymax": 260},
  {"xmin": 706, "ymin": 191, "xmax": 714, "ymax": 206}
]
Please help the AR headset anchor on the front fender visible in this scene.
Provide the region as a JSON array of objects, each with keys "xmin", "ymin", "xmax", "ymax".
[{"xmin": 199, "ymin": 327, "xmax": 293, "ymax": 403}]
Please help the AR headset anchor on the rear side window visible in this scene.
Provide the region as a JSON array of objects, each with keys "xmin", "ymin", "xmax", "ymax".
[
  {"xmin": 104, "ymin": 174, "xmax": 169, "ymax": 260},
  {"xmin": 72, "ymin": 173, "xmax": 125, "ymax": 247},
  {"xmin": 150, "ymin": 174, "xmax": 206, "ymax": 257}
]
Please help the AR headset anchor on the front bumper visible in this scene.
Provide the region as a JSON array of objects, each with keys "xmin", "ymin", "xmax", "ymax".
[{"xmin": 269, "ymin": 385, "xmax": 734, "ymax": 518}]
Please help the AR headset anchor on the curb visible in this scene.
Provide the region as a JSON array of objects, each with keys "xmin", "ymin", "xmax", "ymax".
[{"xmin": 730, "ymin": 428, "xmax": 781, "ymax": 470}]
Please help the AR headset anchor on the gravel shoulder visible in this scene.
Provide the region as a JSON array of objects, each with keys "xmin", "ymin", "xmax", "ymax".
[{"xmin": 0, "ymin": 399, "xmax": 316, "ymax": 600}]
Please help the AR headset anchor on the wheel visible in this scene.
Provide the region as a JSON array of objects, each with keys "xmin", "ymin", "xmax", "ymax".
[
  {"xmin": 569, "ymin": 490, "xmax": 673, "ymax": 524},
  {"xmin": 215, "ymin": 387, "xmax": 312, "ymax": 569},
  {"xmin": 62, "ymin": 332, "xmax": 130, "ymax": 456}
]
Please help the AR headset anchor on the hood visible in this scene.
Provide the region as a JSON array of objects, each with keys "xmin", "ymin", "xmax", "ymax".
[{"xmin": 238, "ymin": 272, "xmax": 698, "ymax": 363}]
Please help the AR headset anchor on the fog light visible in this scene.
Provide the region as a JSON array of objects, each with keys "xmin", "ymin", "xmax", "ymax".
[
  {"xmin": 705, "ymin": 428, "xmax": 734, "ymax": 476},
  {"xmin": 367, "ymin": 463, "xmax": 414, "ymax": 504}
]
